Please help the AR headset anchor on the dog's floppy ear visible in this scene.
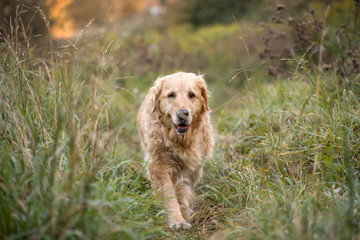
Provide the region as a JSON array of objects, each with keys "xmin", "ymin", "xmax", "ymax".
[
  {"xmin": 151, "ymin": 77, "xmax": 164, "ymax": 113},
  {"xmin": 197, "ymin": 75, "xmax": 210, "ymax": 112}
]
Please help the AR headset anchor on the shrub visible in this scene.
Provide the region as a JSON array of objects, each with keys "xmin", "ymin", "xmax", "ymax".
[
  {"xmin": 259, "ymin": 0, "xmax": 360, "ymax": 81},
  {"xmin": 167, "ymin": 0, "xmax": 262, "ymax": 26}
]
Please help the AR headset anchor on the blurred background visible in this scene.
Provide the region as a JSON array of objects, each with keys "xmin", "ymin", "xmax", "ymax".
[
  {"xmin": 1, "ymin": 0, "xmax": 265, "ymax": 38},
  {"xmin": 1, "ymin": 0, "xmax": 355, "ymax": 107}
]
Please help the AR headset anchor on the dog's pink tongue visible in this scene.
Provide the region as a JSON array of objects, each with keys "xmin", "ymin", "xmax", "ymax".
[{"xmin": 177, "ymin": 124, "xmax": 187, "ymax": 129}]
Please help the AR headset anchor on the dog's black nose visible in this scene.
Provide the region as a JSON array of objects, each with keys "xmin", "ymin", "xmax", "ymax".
[{"xmin": 177, "ymin": 109, "xmax": 189, "ymax": 121}]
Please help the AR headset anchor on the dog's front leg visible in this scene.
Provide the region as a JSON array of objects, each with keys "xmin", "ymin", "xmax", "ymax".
[
  {"xmin": 148, "ymin": 163, "xmax": 192, "ymax": 229},
  {"xmin": 177, "ymin": 183, "xmax": 194, "ymax": 223}
]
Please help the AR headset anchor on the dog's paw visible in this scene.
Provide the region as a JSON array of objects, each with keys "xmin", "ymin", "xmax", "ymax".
[
  {"xmin": 181, "ymin": 207, "xmax": 192, "ymax": 223},
  {"xmin": 168, "ymin": 219, "xmax": 192, "ymax": 229}
]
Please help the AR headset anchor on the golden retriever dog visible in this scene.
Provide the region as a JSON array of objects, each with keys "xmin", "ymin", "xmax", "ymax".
[{"xmin": 137, "ymin": 72, "xmax": 213, "ymax": 229}]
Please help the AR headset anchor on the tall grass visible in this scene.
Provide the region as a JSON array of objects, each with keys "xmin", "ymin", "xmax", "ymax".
[
  {"xmin": 0, "ymin": 23, "xmax": 169, "ymax": 239},
  {"xmin": 200, "ymin": 66, "xmax": 360, "ymax": 239}
]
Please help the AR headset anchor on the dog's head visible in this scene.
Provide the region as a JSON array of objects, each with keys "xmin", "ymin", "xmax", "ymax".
[{"xmin": 151, "ymin": 72, "xmax": 209, "ymax": 135}]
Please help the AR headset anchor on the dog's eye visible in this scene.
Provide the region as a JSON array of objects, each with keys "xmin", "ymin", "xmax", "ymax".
[
  {"xmin": 189, "ymin": 92, "xmax": 195, "ymax": 99},
  {"xmin": 167, "ymin": 92, "xmax": 175, "ymax": 98}
]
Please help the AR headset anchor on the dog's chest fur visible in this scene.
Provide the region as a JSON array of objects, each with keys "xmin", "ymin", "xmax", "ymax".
[
  {"xmin": 144, "ymin": 120, "xmax": 209, "ymax": 183},
  {"xmin": 165, "ymin": 143, "xmax": 203, "ymax": 172}
]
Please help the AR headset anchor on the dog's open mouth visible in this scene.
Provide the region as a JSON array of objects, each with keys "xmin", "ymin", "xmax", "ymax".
[{"xmin": 174, "ymin": 122, "xmax": 189, "ymax": 134}]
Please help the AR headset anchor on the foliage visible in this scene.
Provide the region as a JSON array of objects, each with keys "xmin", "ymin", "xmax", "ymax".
[
  {"xmin": 168, "ymin": 0, "xmax": 262, "ymax": 26},
  {"xmin": 259, "ymin": 0, "xmax": 360, "ymax": 79},
  {"xmin": 101, "ymin": 22, "xmax": 255, "ymax": 105},
  {"xmin": 212, "ymin": 71, "xmax": 360, "ymax": 239},
  {"xmin": 1, "ymin": 1, "xmax": 360, "ymax": 240},
  {"xmin": 0, "ymin": 21, "xmax": 168, "ymax": 239},
  {"xmin": 0, "ymin": 0, "xmax": 49, "ymax": 42}
]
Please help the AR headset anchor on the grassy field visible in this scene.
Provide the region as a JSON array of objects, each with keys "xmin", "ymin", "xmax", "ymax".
[{"xmin": 1, "ymin": 2, "xmax": 360, "ymax": 240}]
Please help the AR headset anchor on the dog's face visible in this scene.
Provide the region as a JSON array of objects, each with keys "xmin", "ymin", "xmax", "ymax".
[{"xmin": 152, "ymin": 72, "xmax": 209, "ymax": 135}]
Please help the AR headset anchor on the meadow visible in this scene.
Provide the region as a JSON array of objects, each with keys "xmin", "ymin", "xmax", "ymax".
[{"xmin": 0, "ymin": 1, "xmax": 360, "ymax": 239}]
